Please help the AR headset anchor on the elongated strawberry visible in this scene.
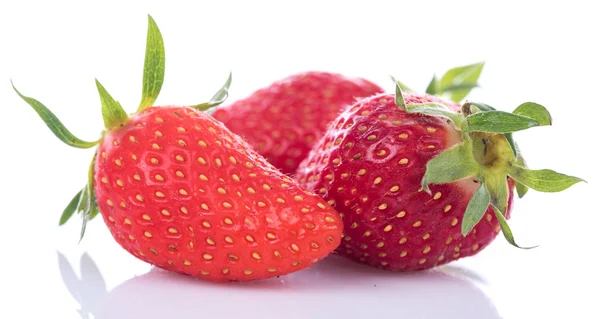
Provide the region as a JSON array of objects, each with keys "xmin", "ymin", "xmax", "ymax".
[
  {"xmin": 212, "ymin": 71, "xmax": 384, "ymax": 174},
  {"xmin": 296, "ymin": 83, "xmax": 583, "ymax": 271},
  {"xmin": 14, "ymin": 16, "xmax": 342, "ymax": 282}
]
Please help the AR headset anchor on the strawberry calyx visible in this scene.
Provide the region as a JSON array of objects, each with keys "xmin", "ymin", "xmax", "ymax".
[
  {"xmin": 12, "ymin": 15, "xmax": 232, "ymax": 239},
  {"xmin": 394, "ymin": 82, "xmax": 585, "ymax": 248}
]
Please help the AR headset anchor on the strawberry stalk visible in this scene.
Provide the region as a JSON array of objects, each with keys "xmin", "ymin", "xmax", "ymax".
[
  {"xmin": 12, "ymin": 15, "xmax": 231, "ymax": 238},
  {"xmin": 394, "ymin": 82, "xmax": 584, "ymax": 248}
]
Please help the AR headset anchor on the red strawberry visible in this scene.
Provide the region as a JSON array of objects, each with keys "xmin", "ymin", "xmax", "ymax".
[
  {"xmin": 212, "ymin": 71, "xmax": 384, "ymax": 174},
  {"xmin": 296, "ymin": 85, "xmax": 583, "ymax": 271},
  {"xmin": 14, "ymin": 16, "xmax": 342, "ymax": 282}
]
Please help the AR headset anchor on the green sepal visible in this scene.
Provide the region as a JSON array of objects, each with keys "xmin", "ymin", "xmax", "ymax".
[
  {"xmin": 95, "ymin": 79, "xmax": 128, "ymax": 130},
  {"xmin": 483, "ymin": 172, "xmax": 509, "ymax": 214},
  {"xmin": 59, "ymin": 189, "xmax": 83, "ymax": 226},
  {"xmin": 461, "ymin": 184, "xmax": 490, "ymax": 236},
  {"xmin": 514, "ymin": 153, "xmax": 529, "ymax": 198},
  {"xmin": 390, "ymin": 75, "xmax": 413, "ymax": 93},
  {"xmin": 513, "ymin": 102, "xmax": 552, "ymax": 126},
  {"xmin": 504, "ymin": 133, "xmax": 518, "ymax": 159},
  {"xmin": 405, "ymin": 102, "xmax": 465, "ymax": 128},
  {"xmin": 394, "ymin": 81, "xmax": 406, "ymax": 110},
  {"xmin": 12, "ymin": 81, "xmax": 99, "ymax": 149},
  {"xmin": 425, "ymin": 75, "xmax": 439, "ymax": 95},
  {"xmin": 421, "ymin": 142, "xmax": 478, "ymax": 193},
  {"xmin": 191, "ymin": 71, "xmax": 232, "ymax": 112},
  {"xmin": 508, "ymin": 165, "xmax": 585, "ymax": 193},
  {"xmin": 464, "ymin": 110, "xmax": 544, "ymax": 133},
  {"xmin": 79, "ymin": 154, "xmax": 97, "ymax": 242},
  {"xmin": 137, "ymin": 15, "xmax": 165, "ymax": 112},
  {"xmin": 492, "ymin": 206, "xmax": 537, "ymax": 249},
  {"xmin": 439, "ymin": 62, "xmax": 484, "ymax": 102}
]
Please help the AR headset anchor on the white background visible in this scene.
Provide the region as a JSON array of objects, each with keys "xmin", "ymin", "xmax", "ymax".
[{"xmin": 0, "ymin": 1, "xmax": 598, "ymax": 318}]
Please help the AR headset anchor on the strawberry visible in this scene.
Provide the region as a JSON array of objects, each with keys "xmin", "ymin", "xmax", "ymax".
[
  {"xmin": 295, "ymin": 83, "xmax": 583, "ymax": 271},
  {"xmin": 14, "ymin": 16, "xmax": 342, "ymax": 282},
  {"xmin": 212, "ymin": 71, "xmax": 384, "ymax": 174}
]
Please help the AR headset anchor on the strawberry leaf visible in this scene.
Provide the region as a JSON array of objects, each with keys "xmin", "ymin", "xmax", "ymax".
[
  {"xmin": 12, "ymin": 81, "xmax": 99, "ymax": 149},
  {"xmin": 439, "ymin": 62, "xmax": 484, "ymax": 102},
  {"xmin": 514, "ymin": 153, "xmax": 529, "ymax": 198},
  {"xmin": 421, "ymin": 142, "xmax": 478, "ymax": 193},
  {"xmin": 390, "ymin": 75, "xmax": 413, "ymax": 92},
  {"xmin": 191, "ymin": 71, "xmax": 233, "ymax": 112},
  {"xmin": 461, "ymin": 184, "xmax": 490, "ymax": 236},
  {"xmin": 504, "ymin": 133, "xmax": 518, "ymax": 159},
  {"xmin": 425, "ymin": 75, "xmax": 439, "ymax": 95},
  {"xmin": 508, "ymin": 165, "xmax": 585, "ymax": 192},
  {"xmin": 137, "ymin": 15, "xmax": 165, "ymax": 112},
  {"xmin": 95, "ymin": 79, "xmax": 128, "ymax": 130},
  {"xmin": 395, "ymin": 81, "xmax": 406, "ymax": 110},
  {"xmin": 405, "ymin": 102, "xmax": 465, "ymax": 128},
  {"xmin": 464, "ymin": 110, "xmax": 542, "ymax": 133},
  {"xmin": 492, "ymin": 206, "xmax": 537, "ymax": 249},
  {"xmin": 79, "ymin": 154, "xmax": 97, "ymax": 242},
  {"xmin": 60, "ymin": 189, "xmax": 83, "ymax": 226},
  {"xmin": 483, "ymin": 172, "xmax": 509, "ymax": 214},
  {"xmin": 513, "ymin": 102, "xmax": 552, "ymax": 126}
]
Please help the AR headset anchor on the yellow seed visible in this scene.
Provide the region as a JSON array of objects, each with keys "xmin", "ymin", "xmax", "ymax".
[
  {"xmin": 427, "ymin": 145, "xmax": 436, "ymax": 149},
  {"xmin": 168, "ymin": 228, "xmax": 178, "ymax": 234},
  {"xmin": 374, "ymin": 177, "xmax": 382, "ymax": 184},
  {"xmin": 161, "ymin": 209, "xmax": 170, "ymax": 216},
  {"xmin": 267, "ymin": 232, "xmax": 276, "ymax": 239},
  {"xmin": 176, "ymin": 171, "xmax": 184, "ymax": 178},
  {"xmin": 377, "ymin": 150, "xmax": 387, "ymax": 156},
  {"xmin": 486, "ymin": 214, "xmax": 492, "ymax": 222},
  {"xmin": 332, "ymin": 158, "xmax": 341, "ymax": 165},
  {"xmin": 413, "ymin": 220, "xmax": 422, "ymax": 227},
  {"xmin": 229, "ymin": 156, "xmax": 237, "ymax": 164},
  {"xmin": 198, "ymin": 140, "xmax": 207, "ymax": 147},
  {"xmin": 444, "ymin": 205, "xmax": 452, "ymax": 212},
  {"xmin": 294, "ymin": 195, "xmax": 303, "ymax": 201},
  {"xmin": 325, "ymin": 173, "xmax": 334, "ymax": 180},
  {"xmin": 399, "ymin": 133, "xmax": 408, "ymax": 139},
  {"xmin": 142, "ymin": 214, "xmax": 151, "ymax": 221},
  {"xmin": 263, "ymin": 184, "xmax": 272, "ymax": 191},
  {"xmin": 252, "ymin": 252, "xmax": 261, "ymax": 260},
  {"xmin": 400, "ymin": 250, "xmax": 408, "ymax": 257},
  {"xmin": 472, "ymin": 244, "xmax": 480, "ymax": 251},
  {"xmin": 206, "ymin": 238, "xmax": 215, "ymax": 245},
  {"xmin": 215, "ymin": 158, "xmax": 222, "ymax": 167},
  {"xmin": 291, "ymin": 244, "xmax": 300, "ymax": 252},
  {"xmin": 183, "ymin": 260, "xmax": 192, "ymax": 266},
  {"xmin": 155, "ymin": 191, "xmax": 165, "ymax": 198},
  {"xmin": 107, "ymin": 199, "xmax": 114, "ymax": 206},
  {"xmin": 115, "ymin": 179, "xmax": 124, "ymax": 187},
  {"xmin": 128, "ymin": 234, "xmax": 135, "ymax": 240},
  {"xmin": 200, "ymin": 271, "xmax": 210, "ymax": 276},
  {"xmin": 363, "ymin": 230, "xmax": 372, "ymax": 237},
  {"xmin": 423, "ymin": 233, "xmax": 431, "ymax": 240},
  {"xmin": 357, "ymin": 125, "xmax": 367, "ymax": 132},
  {"xmin": 423, "ymin": 245, "xmax": 431, "ymax": 254},
  {"xmin": 155, "ymin": 131, "xmax": 163, "ymax": 137},
  {"xmin": 419, "ymin": 258, "xmax": 427, "ymax": 264},
  {"xmin": 101, "ymin": 176, "xmax": 108, "ymax": 184},
  {"xmin": 246, "ymin": 235, "xmax": 255, "ymax": 242},
  {"xmin": 225, "ymin": 236, "xmax": 233, "ymax": 244},
  {"xmin": 132, "ymin": 154, "xmax": 138, "ymax": 160},
  {"xmin": 245, "ymin": 162, "xmax": 254, "ymax": 168},
  {"xmin": 325, "ymin": 216, "xmax": 336, "ymax": 223},
  {"xmin": 179, "ymin": 189, "xmax": 188, "ymax": 196},
  {"xmin": 144, "ymin": 231, "xmax": 153, "ymax": 238},
  {"xmin": 224, "ymin": 218, "xmax": 233, "ymax": 225},
  {"xmin": 208, "ymin": 127, "xmax": 217, "ymax": 134},
  {"xmin": 267, "ymin": 268, "xmax": 277, "ymax": 273},
  {"xmin": 276, "ymin": 198, "xmax": 285, "ymax": 204},
  {"xmin": 433, "ymin": 192, "xmax": 442, "ymax": 200},
  {"xmin": 136, "ymin": 194, "xmax": 144, "ymax": 201},
  {"xmin": 389, "ymin": 186, "xmax": 400, "ymax": 192},
  {"xmin": 398, "ymin": 158, "xmax": 409, "ymax": 165},
  {"xmin": 201, "ymin": 203, "xmax": 209, "ymax": 210},
  {"xmin": 378, "ymin": 252, "xmax": 387, "ymax": 257},
  {"xmin": 101, "ymin": 152, "xmax": 106, "ymax": 158},
  {"xmin": 376, "ymin": 242, "xmax": 385, "ymax": 248},
  {"xmin": 427, "ymin": 127, "xmax": 437, "ymax": 133},
  {"xmin": 181, "ymin": 207, "xmax": 188, "ymax": 214},
  {"xmin": 367, "ymin": 135, "xmax": 377, "ymax": 141},
  {"xmin": 150, "ymin": 158, "xmax": 159, "ymax": 164},
  {"xmin": 258, "ymin": 202, "xmax": 266, "ymax": 207},
  {"xmin": 357, "ymin": 169, "xmax": 367, "ymax": 176},
  {"xmin": 202, "ymin": 221, "xmax": 211, "ymax": 228},
  {"xmin": 223, "ymin": 202, "xmax": 232, "ymax": 208},
  {"xmin": 232, "ymin": 174, "xmax": 240, "ymax": 182},
  {"xmin": 108, "ymin": 216, "xmax": 115, "ymax": 222},
  {"xmin": 378, "ymin": 203, "xmax": 388, "ymax": 210},
  {"xmin": 115, "ymin": 159, "xmax": 122, "ymax": 166},
  {"xmin": 133, "ymin": 173, "xmax": 141, "ymax": 181},
  {"xmin": 155, "ymin": 174, "xmax": 164, "ymax": 181},
  {"xmin": 446, "ymin": 237, "xmax": 453, "ymax": 244},
  {"xmin": 311, "ymin": 242, "xmax": 319, "ymax": 249},
  {"xmin": 399, "ymin": 237, "xmax": 407, "ymax": 244},
  {"xmin": 217, "ymin": 187, "xmax": 226, "ymax": 195},
  {"xmin": 317, "ymin": 203, "xmax": 326, "ymax": 209},
  {"xmin": 123, "ymin": 218, "xmax": 132, "ymax": 225},
  {"xmin": 247, "ymin": 187, "xmax": 256, "ymax": 194},
  {"xmin": 203, "ymin": 253, "xmax": 213, "ymax": 260},
  {"xmin": 244, "ymin": 269, "xmax": 253, "ymax": 275},
  {"xmin": 383, "ymin": 225, "xmax": 393, "ymax": 232},
  {"xmin": 178, "ymin": 140, "xmax": 186, "ymax": 147},
  {"xmin": 451, "ymin": 218, "xmax": 458, "ymax": 226},
  {"xmin": 152, "ymin": 143, "xmax": 161, "ymax": 150},
  {"xmin": 199, "ymin": 174, "xmax": 208, "ymax": 181},
  {"xmin": 274, "ymin": 251, "xmax": 281, "ymax": 258},
  {"xmin": 177, "ymin": 127, "xmax": 186, "ymax": 133}
]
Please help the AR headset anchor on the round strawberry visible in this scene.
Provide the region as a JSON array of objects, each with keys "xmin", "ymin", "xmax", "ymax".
[
  {"xmin": 296, "ymin": 83, "xmax": 583, "ymax": 271},
  {"xmin": 212, "ymin": 71, "xmax": 384, "ymax": 174},
  {"xmin": 13, "ymin": 15, "xmax": 342, "ymax": 282}
]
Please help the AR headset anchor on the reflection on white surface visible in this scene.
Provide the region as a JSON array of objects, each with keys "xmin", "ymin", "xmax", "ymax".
[{"xmin": 59, "ymin": 252, "xmax": 499, "ymax": 319}]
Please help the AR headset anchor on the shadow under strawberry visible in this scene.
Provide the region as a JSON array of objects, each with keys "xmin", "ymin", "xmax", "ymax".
[{"xmin": 59, "ymin": 251, "xmax": 501, "ymax": 319}]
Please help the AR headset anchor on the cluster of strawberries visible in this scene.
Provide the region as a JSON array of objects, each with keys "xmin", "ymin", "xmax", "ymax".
[{"xmin": 14, "ymin": 16, "xmax": 582, "ymax": 282}]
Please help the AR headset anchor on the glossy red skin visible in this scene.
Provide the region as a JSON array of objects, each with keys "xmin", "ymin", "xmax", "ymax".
[
  {"xmin": 296, "ymin": 93, "xmax": 513, "ymax": 271},
  {"xmin": 94, "ymin": 106, "xmax": 343, "ymax": 282},
  {"xmin": 212, "ymin": 71, "xmax": 383, "ymax": 174}
]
